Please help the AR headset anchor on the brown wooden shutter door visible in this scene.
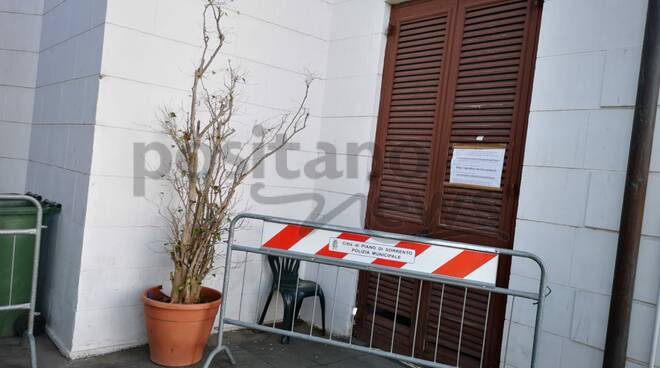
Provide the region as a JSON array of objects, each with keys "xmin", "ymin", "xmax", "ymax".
[
  {"xmin": 358, "ymin": 0, "xmax": 457, "ymax": 356},
  {"xmin": 418, "ymin": 2, "xmax": 541, "ymax": 365},
  {"xmin": 366, "ymin": 0, "xmax": 456, "ymax": 236},
  {"xmin": 429, "ymin": 0, "xmax": 538, "ymax": 247},
  {"xmin": 358, "ymin": 0, "xmax": 541, "ymax": 367}
]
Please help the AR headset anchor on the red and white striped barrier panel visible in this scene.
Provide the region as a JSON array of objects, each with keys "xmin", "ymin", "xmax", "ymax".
[{"xmin": 260, "ymin": 222, "xmax": 499, "ymax": 285}]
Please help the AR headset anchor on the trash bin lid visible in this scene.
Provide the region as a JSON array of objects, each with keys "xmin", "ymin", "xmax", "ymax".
[{"xmin": 0, "ymin": 195, "xmax": 62, "ymax": 216}]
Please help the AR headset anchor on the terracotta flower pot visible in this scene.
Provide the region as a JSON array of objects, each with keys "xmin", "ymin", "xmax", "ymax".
[{"xmin": 142, "ymin": 286, "xmax": 222, "ymax": 367}]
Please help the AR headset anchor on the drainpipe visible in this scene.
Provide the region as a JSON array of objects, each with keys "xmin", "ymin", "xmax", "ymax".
[{"xmin": 603, "ymin": 1, "xmax": 660, "ymax": 367}]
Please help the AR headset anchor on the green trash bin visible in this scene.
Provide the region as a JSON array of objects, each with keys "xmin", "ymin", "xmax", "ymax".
[{"xmin": 0, "ymin": 194, "xmax": 60, "ymax": 337}]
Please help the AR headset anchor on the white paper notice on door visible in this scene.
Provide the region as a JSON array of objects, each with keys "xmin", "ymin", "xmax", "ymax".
[{"xmin": 449, "ymin": 145, "xmax": 506, "ymax": 190}]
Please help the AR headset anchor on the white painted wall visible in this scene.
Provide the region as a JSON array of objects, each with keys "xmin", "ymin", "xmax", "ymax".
[
  {"xmin": 69, "ymin": 0, "xmax": 338, "ymax": 356},
  {"xmin": 506, "ymin": 0, "xmax": 660, "ymax": 367},
  {"xmin": 295, "ymin": 0, "xmax": 389, "ymax": 336},
  {"xmin": 0, "ymin": 0, "xmax": 105, "ymax": 355},
  {"xmin": 25, "ymin": 0, "xmax": 106, "ymax": 355},
  {"xmin": 0, "ymin": 1, "xmax": 43, "ymax": 192},
  {"xmin": 67, "ymin": 0, "xmax": 392, "ymax": 355}
]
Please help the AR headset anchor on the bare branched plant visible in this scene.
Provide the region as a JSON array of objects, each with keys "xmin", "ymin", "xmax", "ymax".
[{"xmin": 162, "ymin": 0, "xmax": 312, "ymax": 304}]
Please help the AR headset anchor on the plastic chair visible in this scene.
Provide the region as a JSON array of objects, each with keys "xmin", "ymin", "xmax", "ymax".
[{"xmin": 258, "ymin": 256, "xmax": 326, "ymax": 344}]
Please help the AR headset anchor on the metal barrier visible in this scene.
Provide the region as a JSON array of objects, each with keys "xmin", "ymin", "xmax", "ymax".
[
  {"xmin": 0, "ymin": 195, "xmax": 43, "ymax": 368},
  {"xmin": 204, "ymin": 213, "xmax": 547, "ymax": 368}
]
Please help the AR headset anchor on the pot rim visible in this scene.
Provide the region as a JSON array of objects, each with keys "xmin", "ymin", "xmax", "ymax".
[{"xmin": 142, "ymin": 286, "xmax": 222, "ymax": 311}]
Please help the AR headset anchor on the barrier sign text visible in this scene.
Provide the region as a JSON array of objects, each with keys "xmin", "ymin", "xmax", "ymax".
[{"xmin": 329, "ymin": 238, "xmax": 416, "ymax": 264}]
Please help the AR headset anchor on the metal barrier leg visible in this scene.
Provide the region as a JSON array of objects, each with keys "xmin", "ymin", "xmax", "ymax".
[
  {"xmin": 224, "ymin": 347, "xmax": 236, "ymax": 365},
  {"xmin": 28, "ymin": 196, "xmax": 42, "ymax": 368},
  {"xmin": 203, "ymin": 344, "xmax": 235, "ymax": 368},
  {"xmin": 202, "ymin": 321, "xmax": 236, "ymax": 368},
  {"xmin": 26, "ymin": 331, "xmax": 36, "ymax": 368},
  {"xmin": 202, "ymin": 217, "xmax": 240, "ymax": 368}
]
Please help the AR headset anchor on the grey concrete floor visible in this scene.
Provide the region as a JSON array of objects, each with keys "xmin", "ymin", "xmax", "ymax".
[{"xmin": 0, "ymin": 329, "xmax": 407, "ymax": 368}]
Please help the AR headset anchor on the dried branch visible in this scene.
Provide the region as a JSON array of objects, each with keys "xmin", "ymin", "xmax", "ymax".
[{"xmin": 161, "ymin": 0, "xmax": 313, "ymax": 304}]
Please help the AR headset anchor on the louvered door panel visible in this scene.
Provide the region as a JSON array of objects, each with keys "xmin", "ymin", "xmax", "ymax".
[
  {"xmin": 420, "ymin": 284, "xmax": 490, "ymax": 367},
  {"xmin": 419, "ymin": 1, "xmax": 539, "ymax": 367},
  {"xmin": 358, "ymin": 0, "xmax": 456, "ymax": 357},
  {"xmin": 368, "ymin": 1, "xmax": 453, "ymax": 232},
  {"xmin": 432, "ymin": 0, "xmax": 532, "ymax": 244},
  {"xmin": 355, "ymin": 275, "xmax": 422, "ymax": 355}
]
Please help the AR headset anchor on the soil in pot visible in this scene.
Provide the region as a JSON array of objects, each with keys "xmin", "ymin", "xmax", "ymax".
[{"xmin": 142, "ymin": 286, "xmax": 222, "ymax": 367}]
